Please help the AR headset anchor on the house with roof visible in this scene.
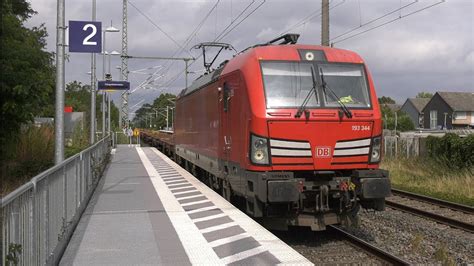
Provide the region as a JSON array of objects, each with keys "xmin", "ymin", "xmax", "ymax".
[
  {"xmin": 421, "ymin": 92, "xmax": 474, "ymax": 129},
  {"xmin": 400, "ymin": 98, "xmax": 430, "ymax": 128}
]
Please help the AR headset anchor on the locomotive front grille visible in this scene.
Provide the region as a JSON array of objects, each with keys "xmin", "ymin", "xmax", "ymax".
[
  {"xmin": 331, "ymin": 138, "xmax": 371, "ymax": 165},
  {"xmin": 333, "ymin": 138, "xmax": 371, "ymax": 157},
  {"xmin": 269, "ymin": 139, "xmax": 312, "ymax": 158}
]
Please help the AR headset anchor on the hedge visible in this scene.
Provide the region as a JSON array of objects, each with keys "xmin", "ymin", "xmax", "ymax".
[{"xmin": 426, "ymin": 133, "xmax": 474, "ymax": 169}]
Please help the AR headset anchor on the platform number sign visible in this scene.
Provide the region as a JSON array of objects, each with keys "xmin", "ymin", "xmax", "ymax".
[{"xmin": 68, "ymin": 21, "xmax": 102, "ymax": 53}]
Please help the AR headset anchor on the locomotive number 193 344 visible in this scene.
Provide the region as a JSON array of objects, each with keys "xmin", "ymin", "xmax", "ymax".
[{"xmin": 352, "ymin": 125, "xmax": 371, "ymax": 131}]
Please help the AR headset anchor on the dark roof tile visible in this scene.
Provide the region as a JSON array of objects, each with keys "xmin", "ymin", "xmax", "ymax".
[
  {"xmin": 437, "ymin": 92, "xmax": 474, "ymax": 111},
  {"xmin": 407, "ymin": 98, "xmax": 430, "ymax": 112}
]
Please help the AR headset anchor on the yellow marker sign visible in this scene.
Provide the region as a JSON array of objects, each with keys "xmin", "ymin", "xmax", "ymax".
[{"xmin": 133, "ymin": 128, "xmax": 140, "ymax": 137}]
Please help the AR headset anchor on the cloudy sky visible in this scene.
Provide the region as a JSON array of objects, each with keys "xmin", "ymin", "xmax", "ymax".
[{"xmin": 27, "ymin": 0, "xmax": 473, "ymax": 111}]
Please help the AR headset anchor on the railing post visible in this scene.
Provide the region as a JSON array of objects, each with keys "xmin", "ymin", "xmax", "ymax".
[
  {"xmin": 395, "ymin": 137, "xmax": 398, "ymax": 157},
  {"xmin": 62, "ymin": 165, "xmax": 67, "ymax": 240},
  {"xmin": 44, "ymin": 177, "xmax": 50, "ymax": 264},
  {"xmin": 32, "ymin": 181, "xmax": 37, "ymax": 265}
]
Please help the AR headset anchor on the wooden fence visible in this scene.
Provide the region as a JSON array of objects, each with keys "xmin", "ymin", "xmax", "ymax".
[{"xmin": 383, "ymin": 136, "xmax": 427, "ymax": 158}]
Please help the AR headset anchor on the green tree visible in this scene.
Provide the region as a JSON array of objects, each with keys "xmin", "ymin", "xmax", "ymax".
[
  {"xmin": 378, "ymin": 96, "xmax": 396, "ymax": 104},
  {"xmin": 416, "ymin": 92, "xmax": 433, "ymax": 98},
  {"xmin": 396, "ymin": 114, "xmax": 415, "ymax": 131},
  {"xmin": 0, "ymin": 0, "xmax": 55, "ymax": 149},
  {"xmin": 132, "ymin": 93, "xmax": 176, "ymax": 129},
  {"xmin": 382, "ymin": 107, "xmax": 415, "ymax": 132},
  {"xmin": 65, "ymin": 81, "xmax": 120, "ymax": 133}
]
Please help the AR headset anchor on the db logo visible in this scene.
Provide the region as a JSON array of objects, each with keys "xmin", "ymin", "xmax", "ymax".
[{"xmin": 315, "ymin": 147, "xmax": 331, "ymax": 158}]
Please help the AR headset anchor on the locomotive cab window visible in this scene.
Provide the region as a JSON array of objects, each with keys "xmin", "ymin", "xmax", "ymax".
[
  {"xmin": 261, "ymin": 61, "xmax": 371, "ymax": 109},
  {"xmin": 261, "ymin": 62, "xmax": 319, "ymax": 109},
  {"xmin": 319, "ymin": 64, "xmax": 371, "ymax": 108}
]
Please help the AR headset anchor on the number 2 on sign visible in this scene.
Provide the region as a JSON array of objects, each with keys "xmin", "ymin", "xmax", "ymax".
[
  {"xmin": 82, "ymin": 24, "xmax": 97, "ymax": 45},
  {"xmin": 352, "ymin": 125, "xmax": 370, "ymax": 131}
]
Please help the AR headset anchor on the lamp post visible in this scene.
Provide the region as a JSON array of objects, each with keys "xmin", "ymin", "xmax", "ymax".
[
  {"xmin": 90, "ymin": 0, "xmax": 97, "ymax": 145},
  {"xmin": 106, "ymin": 51, "xmax": 121, "ymax": 134},
  {"xmin": 116, "ymin": 65, "xmax": 123, "ymax": 129},
  {"xmin": 166, "ymin": 106, "xmax": 169, "ymax": 130},
  {"xmin": 169, "ymin": 106, "xmax": 175, "ymax": 130},
  {"xmin": 102, "ymin": 24, "xmax": 120, "ymax": 137}
]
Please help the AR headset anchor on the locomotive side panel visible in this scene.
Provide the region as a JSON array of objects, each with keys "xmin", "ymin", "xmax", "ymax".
[{"xmin": 175, "ymin": 81, "xmax": 221, "ymax": 176}]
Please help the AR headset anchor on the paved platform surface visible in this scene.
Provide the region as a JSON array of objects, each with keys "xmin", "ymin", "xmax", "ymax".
[{"xmin": 60, "ymin": 145, "xmax": 311, "ymax": 265}]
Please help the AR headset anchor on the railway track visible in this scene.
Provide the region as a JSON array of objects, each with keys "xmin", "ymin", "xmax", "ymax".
[
  {"xmin": 275, "ymin": 226, "xmax": 409, "ymax": 265},
  {"xmin": 386, "ymin": 189, "xmax": 474, "ymax": 233},
  {"xmin": 327, "ymin": 225, "xmax": 409, "ymax": 265}
]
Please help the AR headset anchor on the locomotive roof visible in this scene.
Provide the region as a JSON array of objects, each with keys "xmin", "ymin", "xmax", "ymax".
[{"xmin": 178, "ymin": 44, "xmax": 363, "ymax": 98}]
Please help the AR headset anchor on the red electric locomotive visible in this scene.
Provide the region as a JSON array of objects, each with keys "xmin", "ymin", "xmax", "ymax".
[{"xmin": 174, "ymin": 34, "xmax": 391, "ymax": 231}]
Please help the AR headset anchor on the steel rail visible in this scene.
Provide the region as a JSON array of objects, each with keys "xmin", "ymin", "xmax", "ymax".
[
  {"xmin": 385, "ymin": 200, "xmax": 474, "ymax": 233},
  {"xmin": 328, "ymin": 225, "xmax": 409, "ymax": 265},
  {"xmin": 391, "ymin": 188, "xmax": 474, "ymax": 214}
]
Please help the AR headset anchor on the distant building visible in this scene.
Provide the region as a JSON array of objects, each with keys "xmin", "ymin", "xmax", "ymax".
[
  {"xmin": 400, "ymin": 98, "xmax": 430, "ymax": 128},
  {"xmin": 421, "ymin": 92, "xmax": 474, "ymax": 129},
  {"xmin": 34, "ymin": 117, "xmax": 54, "ymax": 127},
  {"xmin": 65, "ymin": 112, "xmax": 84, "ymax": 138}
]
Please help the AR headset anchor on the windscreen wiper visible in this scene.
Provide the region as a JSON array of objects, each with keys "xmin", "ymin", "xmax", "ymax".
[
  {"xmin": 319, "ymin": 68, "xmax": 353, "ymax": 119},
  {"xmin": 295, "ymin": 65, "xmax": 318, "ymax": 119}
]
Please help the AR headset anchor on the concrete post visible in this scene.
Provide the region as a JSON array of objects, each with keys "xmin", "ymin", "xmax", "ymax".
[
  {"xmin": 321, "ymin": 0, "xmax": 330, "ymax": 46},
  {"xmin": 90, "ymin": 0, "xmax": 97, "ymax": 144},
  {"xmin": 55, "ymin": 0, "xmax": 66, "ymax": 164}
]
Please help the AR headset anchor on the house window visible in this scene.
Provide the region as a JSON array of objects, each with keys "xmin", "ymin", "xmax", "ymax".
[
  {"xmin": 454, "ymin": 111, "xmax": 466, "ymax": 120},
  {"xmin": 430, "ymin": 110, "xmax": 437, "ymax": 129},
  {"xmin": 419, "ymin": 113, "xmax": 424, "ymax": 127}
]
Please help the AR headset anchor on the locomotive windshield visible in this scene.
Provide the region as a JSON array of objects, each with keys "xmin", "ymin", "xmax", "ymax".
[
  {"xmin": 261, "ymin": 62, "xmax": 318, "ymax": 108},
  {"xmin": 318, "ymin": 64, "xmax": 371, "ymax": 108},
  {"xmin": 261, "ymin": 61, "xmax": 371, "ymax": 109}
]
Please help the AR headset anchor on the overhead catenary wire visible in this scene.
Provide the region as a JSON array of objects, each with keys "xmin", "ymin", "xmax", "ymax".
[
  {"xmin": 129, "ymin": 65, "xmax": 163, "ymax": 75},
  {"xmin": 130, "ymin": 1, "xmax": 267, "ymax": 111},
  {"xmin": 157, "ymin": 0, "xmax": 267, "ymax": 91},
  {"xmin": 127, "ymin": 0, "xmax": 221, "ymax": 111},
  {"xmin": 128, "ymin": 0, "xmax": 193, "ymax": 57},
  {"xmin": 216, "ymin": 0, "xmax": 266, "ymax": 42},
  {"xmin": 330, "ymin": 0, "xmax": 418, "ymax": 42},
  {"xmin": 157, "ymin": 0, "xmax": 221, "ymax": 82},
  {"xmin": 214, "ymin": 0, "xmax": 256, "ymax": 41},
  {"xmin": 279, "ymin": 0, "xmax": 343, "ymax": 36},
  {"xmin": 332, "ymin": 0, "xmax": 445, "ymax": 44}
]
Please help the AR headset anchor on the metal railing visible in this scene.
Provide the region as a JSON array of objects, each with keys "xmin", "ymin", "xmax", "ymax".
[
  {"xmin": 112, "ymin": 131, "xmax": 140, "ymax": 147},
  {"xmin": 1, "ymin": 135, "xmax": 111, "ymax": 265}
]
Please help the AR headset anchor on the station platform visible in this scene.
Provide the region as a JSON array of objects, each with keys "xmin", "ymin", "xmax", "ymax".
[{"xmin": 60, "ymin": 145, "xmax": 311, "ymax": 265}]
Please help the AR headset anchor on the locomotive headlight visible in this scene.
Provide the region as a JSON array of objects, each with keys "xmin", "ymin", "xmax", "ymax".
[
  {"xmin": 369, "ymin": 136, "xmax": 382, "ymax": 163},
  {"xmin": 254, "ymin": 139, "xmax": 266, "ymax": 149},
  {"xmin": 250, "ymin": 134, "xmax": 270, "ymax": 165}
]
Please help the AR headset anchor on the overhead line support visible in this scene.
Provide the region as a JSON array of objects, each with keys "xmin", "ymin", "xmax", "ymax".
[{"xmin": 121, "ymin": 0, "xmax": 129, "ymax": 129}]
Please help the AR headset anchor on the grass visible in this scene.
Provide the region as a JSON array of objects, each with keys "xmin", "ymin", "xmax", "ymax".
[
  {"xmin": 382, "ymin": 157, "xmax": 474, "ymax": 206},
  {"xmin": 434, "ymin": 244, "xmax": 456, "ymax": 266},
  {"xmin": 1, "ymin": 125, "xmax": 55, "ymax": 196},
  {"xmin": 1, "ymin": 123, "xmax": 90, "ymax": 197}
]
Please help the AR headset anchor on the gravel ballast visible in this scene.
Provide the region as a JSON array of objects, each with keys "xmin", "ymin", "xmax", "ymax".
[{"xmin": 344, "ymin": 208, "xmax": 474, "ymax": 265}]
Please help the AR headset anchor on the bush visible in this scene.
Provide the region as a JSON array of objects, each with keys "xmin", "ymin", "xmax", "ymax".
[
  {"xmin": 426, "ymin": 133, "xmax": 474, "ymax": 169},
  {"xmin": 1, "ymin": 125, "xmax": 54, "ymax": 195}
]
